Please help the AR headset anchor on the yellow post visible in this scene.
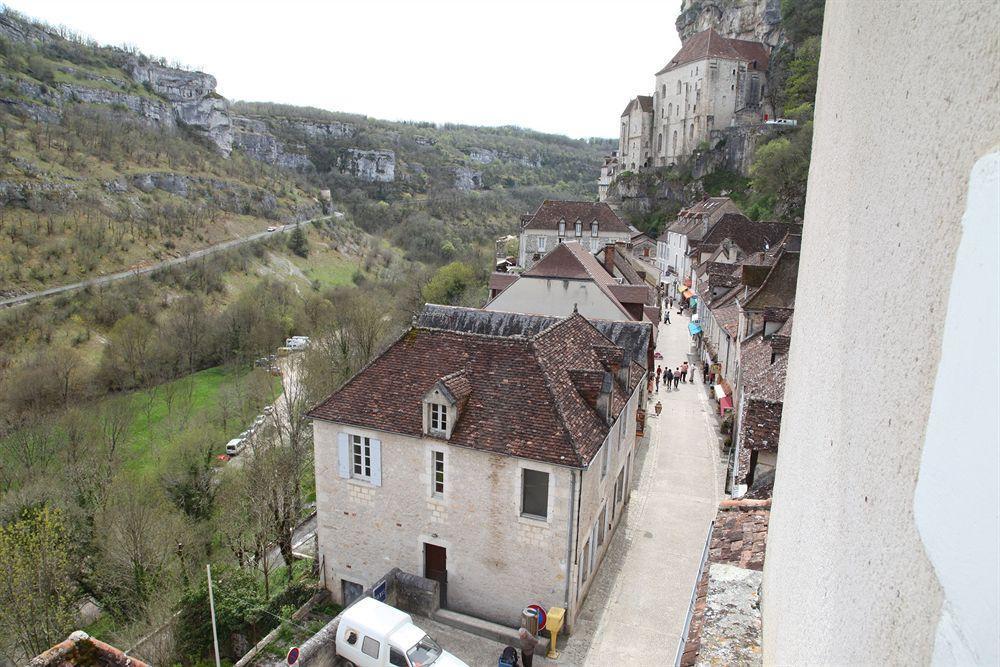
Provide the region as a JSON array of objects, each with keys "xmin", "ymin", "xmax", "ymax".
[{"xmin": 546, "ymin": 607, "xmax": 566, "ymax": 659}]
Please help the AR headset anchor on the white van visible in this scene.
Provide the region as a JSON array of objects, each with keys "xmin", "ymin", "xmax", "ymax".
[
  {"xmin": 335, "ymin": 598, "xmax": 467, "ymax": 667},
  {"xmin": 225, "ymin": 438, "xmax": 244, "ymax": 456}
]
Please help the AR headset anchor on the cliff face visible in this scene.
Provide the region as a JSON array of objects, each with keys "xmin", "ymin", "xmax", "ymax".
[{"xmin": 676, "ymin": 0, "xmax": 785, "ymax": 49}]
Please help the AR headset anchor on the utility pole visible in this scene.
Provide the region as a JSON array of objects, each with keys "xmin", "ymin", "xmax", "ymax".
[{"xmin": 207, "ymin": 564, "xmax": 221, "ymax": 667}]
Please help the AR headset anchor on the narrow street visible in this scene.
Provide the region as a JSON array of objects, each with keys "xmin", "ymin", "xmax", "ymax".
[{"xmin": 565, "ymin": 307, "xmax": 723, "ymax": 665}]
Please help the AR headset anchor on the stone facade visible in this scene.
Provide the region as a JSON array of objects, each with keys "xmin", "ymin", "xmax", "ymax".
[
  {"xmin": 313, "ymin": 386, "xmax": 640, "ymax": 631},
  {"xmin": 676, "ymin": 0, "xmax": 785, "ymax": 50},
  {"xmin": 519, "ymin": 230, "xmax": 631, "ymax": 269},
  {"xmin": 618, "ymin": 97, "xmax": 653, "ymax": 171}
]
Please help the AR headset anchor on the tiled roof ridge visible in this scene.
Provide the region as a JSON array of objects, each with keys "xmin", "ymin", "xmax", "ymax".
[{"xmin": 527, "ymin": 333, "xmax": 588, "ymax": 467}]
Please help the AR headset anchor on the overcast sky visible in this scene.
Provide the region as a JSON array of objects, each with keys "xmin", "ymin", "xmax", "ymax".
[{"xmin": 7, "ymin": 0, "xmax": 682, "ymax": 138}]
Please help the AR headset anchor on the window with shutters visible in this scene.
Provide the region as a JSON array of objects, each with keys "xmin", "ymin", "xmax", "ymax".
[
  {"xmin": 538, "ymin": 236, "xmax": 547, "ymax": 252},
  {"xmin": 591, "ymin": 221, "xmax": 599, "ymax": 237},
  {"xmin": 574, "ymin": 220, "xmax": 583, "ymax": 237},
  {"xmin": 558, "ymin": 219, "xmax": 566, "ymax": 237},
  {"xmin": 432, "ymin": 450, "xmax": 445, "ymax": 497},
  {"xmin": 351, "ymin": 434, "xmax": 372, "ymax": 481}
]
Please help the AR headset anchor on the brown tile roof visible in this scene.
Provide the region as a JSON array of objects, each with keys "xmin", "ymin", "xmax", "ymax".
[
  {"xmin": 522, "ymin": 242, "xmax": 636, "ymax": 319},
  {"xmin": 740, "ymin": 249, "xmax": 799, "ymax": 311},
  {"xmin": 30, "ymin": 632, "xmax": 149, "ymax": 667},
  {"xmin": 415, "ymin": 304, "xmax": 654, "ymax": 369},
  {"xmin": 308, "ymin": 314, "xmax": 644, "ymax": 468},
  {"xmin": 522, "ymin": 200, "xmax": 631, "ymax": 233},
  {"xmin": 693, "ymin": 214, "xmax": 789, "ymax": 258},
  {"xmin": 609, "ymin": 284, "xmax": 651, "ymax": 304},
  {"xmin": 656, "ymin": 28, "xmax": 769, "ymax": 75},
  {"xmin": 488, "ymin": 272, "xmax": 519, "ymax": 292},
  {"xmin": 620, "ymin": 95, "xmax": 654, "ymax": 117},
  {"xmin": 739, "ymin": 332, "xmax": 788, "ymax": 403}
]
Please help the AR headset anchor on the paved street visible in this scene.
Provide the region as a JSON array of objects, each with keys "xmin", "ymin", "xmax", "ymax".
[{"xmin": 563, "ymin": 308, "xmax": 722, "ymax": 666}]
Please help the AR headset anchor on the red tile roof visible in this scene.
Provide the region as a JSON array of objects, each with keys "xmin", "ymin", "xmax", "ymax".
[
  {"xmin": 522, "ymin": 200, "xmax": 631, "ymax": 233},
  {"xmin": 656, "ymin": 28, "xmax": 769, "ymax": 75},
  {"xmin": 522, "ymin": 242, "xmax": 636, "ymax": 319},
  {"xmin": 308, "ymin": 314, "xmax": 644, "ymax": 468},
  {"xmin": 620, "ymin": 95, "xmax": 654, "ymax": 116},
  {"xmin": 488, "ymin": 272, "xmax": 519, "ymax": 292}
]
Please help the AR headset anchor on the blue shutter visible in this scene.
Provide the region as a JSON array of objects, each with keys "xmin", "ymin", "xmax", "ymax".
[
  {"xmin": 370, "ymin": 439, "xmax": 382, "ymax": 487},
  {"xmin": 337, "ymin": 433, "xmax": 350, "ymax": 479}
]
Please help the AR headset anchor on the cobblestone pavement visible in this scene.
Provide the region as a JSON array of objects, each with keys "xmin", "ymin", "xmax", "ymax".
[{"xmin": 556, "ymin": 309, "xmax": 723, "ymax": 666}]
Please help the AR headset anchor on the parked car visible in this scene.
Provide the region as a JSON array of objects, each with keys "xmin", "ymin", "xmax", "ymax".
[
  {"xmin": 765, "ymin": 118, "xmax": 798, "ymax": 126},
  {"xmin": 225, "ymin": 438, "xmax": 244, "ymax": 456},
  {"xmin": 336, "ymin": 598, "xmax": 467, "ymax": 667},
  {"xmin": 267, "ymin": 226, "xmax": 277, "ymax": 232},
  {"xmin": 262, "ymin": 405, "xmax": 275, "ymax": 416}
]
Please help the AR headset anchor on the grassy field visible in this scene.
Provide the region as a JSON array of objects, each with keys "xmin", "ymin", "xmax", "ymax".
[{"xmin": 122, "ymin": 366, "xmax": 282, "ymax": 475}]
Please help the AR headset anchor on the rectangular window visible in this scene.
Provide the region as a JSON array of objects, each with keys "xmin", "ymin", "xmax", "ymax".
[
  {"xmin": 581, "ymin": 538, "xmax": 591, "ymax": 584},
  {"xmin": 601, "ymin": 442, "xmax": 609, "ymax": 478},
  {"xmin": 598, "ymin": 506, "xmax": 607, "ymax": 546},
  {"xmin": 538, "ymin": 236, "xmax": 547, "ymax": 252},
  {"xmin": 521, "ymin": 469, "xmax": 549, "ymax": 519},
  {"xmin": 351, "ymin": 434, "xmax": 372, "ymax": 480},
  {"xmin": 362, "ymin": 636, "xmax": 380, "ymax": 659},
  {"xmin": 432, "ymin": 451, "xmax": 445, "ymax": 497},
  {"xmin": 429, "ymin": 403, "xmax": 447, "ymax": 433},
  {"xmin": 616, "ymin": 468, "xmax": 625, "ymax": 504},
  {"xmin": 591, "ymin": 222, "xmax": 599, "ymax": 237}
]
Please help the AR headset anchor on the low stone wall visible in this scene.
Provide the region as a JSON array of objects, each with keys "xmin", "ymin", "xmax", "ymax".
[{"xmin": 291, "ymin": 569, "xmax": 440, "ymax": 667}]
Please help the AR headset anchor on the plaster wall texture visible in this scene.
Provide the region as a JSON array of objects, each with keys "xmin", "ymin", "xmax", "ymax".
[
  {"xmin": 761, "ymin": 1, "xmax": 999, "ymax": 664},
  {"xmin": 486, "ymin": 278, "xmax": 629, "ymax": 321},
  {"xmin": 314, "ymin": 385, "xmax": 639, "ymax": 632}
]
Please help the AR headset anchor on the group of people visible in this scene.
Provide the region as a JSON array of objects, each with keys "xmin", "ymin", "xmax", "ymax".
[
  {"xmin": 654, "ymin": 361, "xmax": 692, "ymax": 391},
  {"xmin": 661, "ymin": 294, "xmax": 692, "ymax": 325}
]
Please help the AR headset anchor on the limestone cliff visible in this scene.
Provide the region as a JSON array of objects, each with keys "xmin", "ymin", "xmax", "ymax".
[
  {"xmin": 127, "ymin": 60, "xmax": 233, "ymax": 155},
  {"xmin": 676, "ymin": 0, "xmax": 785, "ymax": 50},
  {"xmin": 337, "ymin": 149, "xmax": 396, "ymax": 182}
]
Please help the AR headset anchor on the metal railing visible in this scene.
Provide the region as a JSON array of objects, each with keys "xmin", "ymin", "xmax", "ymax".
[{"xmin": 673, "ymin": 519, "xmax": 715, "ymax": 667}]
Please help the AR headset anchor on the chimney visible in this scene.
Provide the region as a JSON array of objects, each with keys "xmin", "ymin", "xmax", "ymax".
[
  {"xmin": 617, "ymin": 348, "xmax": 632, "ymax": 388},
  {"xmin": 596, "ymin": 371, "xmax": 614, "ymax": 425},
  {"xmin": 603, "ymin": 243, "xmax": 616, "ymax": 275}
]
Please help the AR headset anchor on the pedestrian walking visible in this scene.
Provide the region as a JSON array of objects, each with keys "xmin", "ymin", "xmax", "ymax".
[
  {"xmin": 673, "ymin": 368, "xmax": 680, "ymax": 389},
  {"xmin": 665, "ymin": 367, "xmax": 673, "ymax": 390},
  {"xmin": 664, "ymin": 309, "xmax": 671, "ymax": 324},
  {"xmin": 682, "ymin": 361, "xmax": 690, "ymax": 382},
  {"xmin": 655, "ymin": 374, "xmax": 660, "ymax": 392},
  {"xmin": 518, "ymin": 625, "xmax": 538, "ymax": 667},
  {"xmin": 702, "ymin": 362, "xmax": 710, "ymax": 383}
]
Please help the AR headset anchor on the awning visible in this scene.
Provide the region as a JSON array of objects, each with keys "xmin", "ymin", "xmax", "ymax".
[
  {"xmin": 720, "ymin": 395, "xmax": 733, "ymax": 413},
  {"xmin": 713, "ymin": 384, "xmax": 726, "ymax": 400},
  {"xmin": 688, "ymin": 322, "xmax": 702, "ymax": 335}
]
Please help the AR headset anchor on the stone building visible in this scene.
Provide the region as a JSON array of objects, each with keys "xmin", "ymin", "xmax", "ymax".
[
  {"xmin": 308, "ymin": 314, "xmax": 645, "ymax": 632},
  {"xmin": 618, "ymin": 96, "xmax": 654, "ymax": 171},
  {"xmin": 657, "ymin": 197, "xmax": 742, "ymax": 294},
  {"xmin": 651, "ymin": 28, "xmax": 770, "ymax": 166},
  {"xmin": 518, "ymin": 200, "xmax": 632, "ymax": 270},
  {"xmin": 491, "ymin": 242, "xmax": 658, "ymax": 323},
  {"xmin": 597, "ymin": 152, "xmax": 620, "ymax": 202}
]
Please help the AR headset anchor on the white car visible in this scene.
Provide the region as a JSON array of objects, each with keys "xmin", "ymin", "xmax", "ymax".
[
  {"xmin": 225, "ymin": 438, "xmax": 244, "ymax": 456},
  {"xmin": 336, "ymin": 598, "xmax": 467, "ymax": 667},
  {"xmin": 267, "ymin": 226, "xmax": 277, "ymax": 232}
]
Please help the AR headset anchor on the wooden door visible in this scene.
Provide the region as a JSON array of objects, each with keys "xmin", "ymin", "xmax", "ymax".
[{"xmin": 424, "ymin": 543, "xmax": 448, "ymax": 608}]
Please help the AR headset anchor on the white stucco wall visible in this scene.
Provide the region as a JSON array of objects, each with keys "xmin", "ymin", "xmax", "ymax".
[
  {"xmin": 486, "ymin": 278, "xmax": 629, "ymax": 321},
  {"xmin": 762, "ymin": 1, "xmax": 999, "ymax": 664}
]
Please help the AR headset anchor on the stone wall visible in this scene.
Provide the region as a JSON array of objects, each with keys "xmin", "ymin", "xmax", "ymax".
[{"xmin": 676, "ymin": 0, "xmax": 785, "ymax": 50}]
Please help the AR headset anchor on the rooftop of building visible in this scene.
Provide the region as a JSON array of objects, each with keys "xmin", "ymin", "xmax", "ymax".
[
  {"xmin": 522, "ymin": 200, "xmax": 631, "ymax": 234},
  {"xmin": 29, "ymin": 631, "xmax": 149, "ymax": 667},
  {"xmin": 308, "ymin": 313, "xmax": 644, "ymax": 468},
  {"xmin": 689, "ymin": 214, "xmax": 789, "ymax": 259},
  {"xmin": 620, "ymin": 95, "xmax": 654, "ymax": 116},
  {"xmin": 656, "ymin": 28, "xmax": 770, "ymax": 75},
  {"xmin": 415, "ymin": 304, "xmax": 654, "ymax": 369}
]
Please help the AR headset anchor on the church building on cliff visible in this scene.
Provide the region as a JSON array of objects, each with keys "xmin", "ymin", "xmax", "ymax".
[{"xmin": 615, "ymin": 28, "xmax": 772, "ymax": 173}]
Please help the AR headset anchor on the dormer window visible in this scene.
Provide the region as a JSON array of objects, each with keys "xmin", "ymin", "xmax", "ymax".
[
  {"xmin": 591, "ymin": 221, "xmax": 599, "ymax": 237},
  {"xmin": 558, "ymin": 219, "xmax": 566, "ymax": 237},
  {"xmin": 575, "ymin": 220, "xmax": 583, "ymax": 237},
  {"xmin": 429, "ymin": 403, "xmax": 448, "ymax": 433}
]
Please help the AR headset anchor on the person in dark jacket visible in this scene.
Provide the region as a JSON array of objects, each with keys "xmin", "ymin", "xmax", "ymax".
[{"xmin": 665, "ymin": 367, "xmax": 673, "ymax": 390}]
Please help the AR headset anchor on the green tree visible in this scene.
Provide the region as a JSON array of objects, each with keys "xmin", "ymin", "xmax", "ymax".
[
  {"xmin": 784, "ymin": 36, "xmax": 821, "ymax": 118},
  {"xmin": 749, "ymin": 125, "xmax": 814, "ymax": 220},
  {"xmin": 0, "ymin": 507, "xmax": 76, "ymax": 663},
  {"xmin": 421, "ymin": 261, "xmax": 479, "ymax": 306},
  {"xmin": 287, "ymin": 225, "xmax": 309, "ymax": 258},
  {"xmin": 781, "ymin": 0, "xmax": 826, "ymax": 44},
  {"xmin": 175, "ymin": 566, "xmax": 263, "ymax": 662}
]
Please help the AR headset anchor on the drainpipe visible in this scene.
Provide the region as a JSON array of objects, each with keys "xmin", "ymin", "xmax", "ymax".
[{"xmin": 565, "ymin": 467, "xmax": 582, "ymax": 618}]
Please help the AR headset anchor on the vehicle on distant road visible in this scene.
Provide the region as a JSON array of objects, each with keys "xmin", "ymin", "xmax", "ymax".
[
  {"xmin": 335, "ymin": 598, "xmax": 467, "ymax": 667},
  {"xmin": 267, "ymin": 226, "xmax": 278, "ymax": 232},
  {"xmin": 765, "ymin": 118, "xmax": 798, "ymax": 127},
  {"xmin": 225, "ymin": 438, "xmax": 244, "ymax": 456}
]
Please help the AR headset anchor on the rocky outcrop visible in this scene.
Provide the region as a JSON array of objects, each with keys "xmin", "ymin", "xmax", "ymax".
[
  {"xmin": 337, "ymin": 149, "xmax": 395, "ymax": 182},
  {"xmin": 0, "ymin": 12, "xmax": 54, "ymax": 44},
  {"xmin": 466, "ymin": 148, "xmax": 497, "ymax": 164},
  {"xmin": 279, "ymin": 118, "xmax": 354, "ymax": 140},
  {"xmin": 453, "ymin": 166, "xmax": 483, "ymax": 190},
  {"xmin": 232, "ymin": 116, "xmax": 312, "ymax": 170},
  {"xmin": 127, "ymin": 60, "xmax": 233, "ymax": 154},
  {"xmin": 676, "ymin": 0, "xmax": 785, "ymax": 50}
]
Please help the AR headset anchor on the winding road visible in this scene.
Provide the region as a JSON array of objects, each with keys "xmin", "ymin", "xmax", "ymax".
[{"xmin": 0, "ymin": 217, "xmax": 327, "ymax": 309}]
